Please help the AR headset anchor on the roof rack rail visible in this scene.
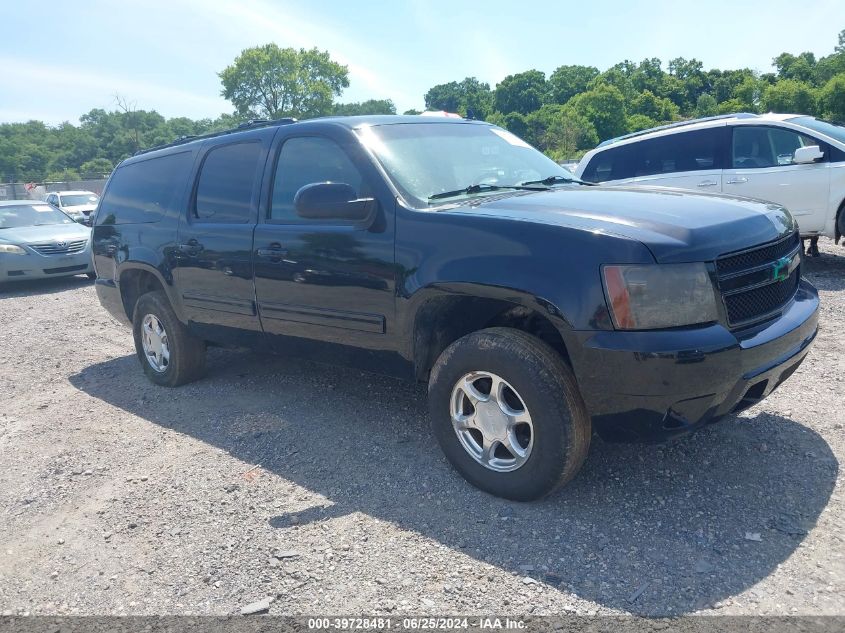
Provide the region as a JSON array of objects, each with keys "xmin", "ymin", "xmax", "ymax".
[
  {"xmin": 133, "ymin": 117, "xmax": 298, "ymax": 156},
  {"xmin": 597, "ymin": 112, "xmax": 758, "ymax": 148}
]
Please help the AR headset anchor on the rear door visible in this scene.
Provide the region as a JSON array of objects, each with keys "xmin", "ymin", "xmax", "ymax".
[
  {"xmin": 628, "ymin": 127, "xmax": 726, "ymax": 192},
  {"xmin": 172, "ymin": 128, "xmax": 274, "ymax": 344},
  {"xmin": 722, "ymin": 125, "xmax": 830, "ymax": 233},
  {"xmin": 252, "ymin": 126, "xmax": 398, "ymax": 373}
]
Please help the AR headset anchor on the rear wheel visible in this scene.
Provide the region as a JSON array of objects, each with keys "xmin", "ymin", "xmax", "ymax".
[
  {"xmin": 428, "ymin": 327, "xmax": 591, "ymax": 501},
  {"xmin": 132, "ymin": 291, "xmax": 206, "ymax": 387}
]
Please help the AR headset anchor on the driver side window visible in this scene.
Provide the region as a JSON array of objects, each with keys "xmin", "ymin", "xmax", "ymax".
[
  {"xmin": 270, "ymin": 136, "xmax": 365, "ymax": 223},
  {"xmin": 732, "ymin": 127, "xmax": 821, "ymax": 168}
]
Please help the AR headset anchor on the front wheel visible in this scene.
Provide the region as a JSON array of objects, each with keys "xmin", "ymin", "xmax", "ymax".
[
  {"xmin": 428, "ymin": 328, "xmax": 591, "ymax": 501},
  {"xmin": 132, "ymin": 291, "xmax": 206, "ymax": 387}
]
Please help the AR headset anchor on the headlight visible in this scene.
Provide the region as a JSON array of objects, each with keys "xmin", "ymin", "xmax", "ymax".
[
  {"xmin": 602, "ymin": 263, "xmax": 718, "ymax": 330},
  {"xmin": 0, "ymin": 244, "xmax": 26, "ymax": 255}
]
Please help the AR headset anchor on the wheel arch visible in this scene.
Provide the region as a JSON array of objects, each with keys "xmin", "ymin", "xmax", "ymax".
[
  {"xmin": 118, "ymin": 263, "xmax": 181, "ymax": 323},
  {"xmin": 408, "ymin": 284, "xmax": 575, "ymax": 382}
]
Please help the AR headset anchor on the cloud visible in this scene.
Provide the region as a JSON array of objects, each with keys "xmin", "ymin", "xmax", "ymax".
[
  {"xmin": 0, "ymin": 57, "xmax": 227, "ymax": 123},
  {"xmin": 185, "ymin": 0, "xmax": 418, "ymax": 108}
]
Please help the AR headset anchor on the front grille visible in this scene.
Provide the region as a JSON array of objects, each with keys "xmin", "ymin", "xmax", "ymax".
[
  {"xmin": 716, "ymin": 232, "xmax": 801, "ymax": 328},
  {"xmin": 724, "ymin": 268, "xmax": 800, "ymax": 324},
  {"xmin": 31, "ymin": 239, "xmax": 87, "ymax": 255},
  {"xmin": 716, "ymin": 232, "xmax": 799, "ymax": 275}
]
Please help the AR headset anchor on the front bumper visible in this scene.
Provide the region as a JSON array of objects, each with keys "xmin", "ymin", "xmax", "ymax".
[
  {"xmin": 0, "ymin": 249, "xmax": 93, "ymax": 281},
  {"xmin": 570, "ymin": 279, "xmax": 819, "ymax": 442}
]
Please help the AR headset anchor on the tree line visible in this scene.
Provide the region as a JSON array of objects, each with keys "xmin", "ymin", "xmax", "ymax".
[{"xmin": 2, "ymin": 31, "xmax": 845, "ymax": 182}]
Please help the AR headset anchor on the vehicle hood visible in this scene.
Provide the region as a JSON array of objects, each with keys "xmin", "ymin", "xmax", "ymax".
[
  {"xmin": 0, "ymin": 223, "xmax": 90, "ymax": 245},
  {"xmin": 455, "ymin": 185, "xmax": 796, "ymax": 263}
]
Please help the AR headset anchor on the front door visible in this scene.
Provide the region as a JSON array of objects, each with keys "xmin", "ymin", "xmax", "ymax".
[
  {"xmin": 723, "ymin": 125, "xmax": 830, "ymax": 234},
  {"xmin": 252, "ymin": 130, "xmax": 398, "ymax": 374},
  {"xmin": 173, "ymin": 129, "xmax": 273, "ymax": 344}
]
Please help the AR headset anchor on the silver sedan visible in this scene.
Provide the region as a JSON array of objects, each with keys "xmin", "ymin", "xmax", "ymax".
[{"xmin": 0, "ymin": 200, "xmax": 95, "ymax": 282}]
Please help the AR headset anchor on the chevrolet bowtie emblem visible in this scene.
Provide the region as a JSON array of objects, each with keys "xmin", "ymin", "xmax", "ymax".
[{"xmin": 772, "ymin": 253, "xmax": 796, "ymax": 282}]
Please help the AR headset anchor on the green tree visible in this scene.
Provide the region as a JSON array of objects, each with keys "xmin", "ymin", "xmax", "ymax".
[
  {"xmin": 761, "ymin": 79, "xmax": 817, "ymax": 114},
  {"xmin": 695, "ymin": 93, "xmax": 719, "ymax": 117},
  {"xmin": 818, "ymin": 74, "xmax": 845, "ymax": 121},
  {"xmin": 219, "ymin": 44, "xmax": 349, "ymax": 119},
  {"xmin": 425, "ymin": 77, "xmax": 493, "ymax": 118},
  {"xmin": 403, "ymin": 109, "xmax": 422, "ymax": 115},
  {"xmin": 630, "ymin": 58, "xmax": 665, "ymax": 96},
  {"xmin": 494, "ymin": 70, "xmax": 547, "ymax": 115},
  {"xmin": 774, "ymin": 52, "xmax": 817, "ymax": 84},
  {"xmin": 717, "ymin": 98, "xmax": 747, "ymax": 114},
  {"xmin": 566, "ymin": 84, "xmax": 628, "ymax": 141},
  {"xmin": 332, "ymin": 99, "xmax": 396, "ymax": 116},
  {"xmin": 523, "ymin": 104, "xmax": 598, "ymax": 157},
  {"xmin": 79, "ymin": 158, "xmax": 114, "ymax": 178},
  {"xmin": 626, "ymin": 114, "xmax": 658, "ymax": 133},
  {"xmin": 548, "ymin": 65, "xmax": 599, "ymax": 104},
  {"xmin": 46, "ymin": 168, "xmax": 81, "ymax": 182},
  {"xmin": 629, "ymin": 90, "xmax": 678, "ymax": 122},
  {"xmin": 732, "ymin": 76, "xmax": 763, "ymax": 112}
]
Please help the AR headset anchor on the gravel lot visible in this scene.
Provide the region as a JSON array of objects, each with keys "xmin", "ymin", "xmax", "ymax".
[{"xmin": 0, "ymin": 239, "xmax": 843, "ymax": 618}]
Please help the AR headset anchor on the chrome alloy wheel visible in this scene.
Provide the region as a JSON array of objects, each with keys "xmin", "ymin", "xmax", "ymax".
[
  {"xmin": 141, "ymin": 314, "xmax": 170, "ymax": 373},
  {"xmin": 450, "ymin": 371, "xmax": 534, "ymax": 472}
]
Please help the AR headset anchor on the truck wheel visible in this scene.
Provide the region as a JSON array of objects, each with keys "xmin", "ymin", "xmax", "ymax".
[
  {"xmin": 428, "ymin": 327, "xmax": 590, "ymax": 501},
  {"xmin": 132, "ymin": 291, "xmax": 206, "ymax": 387}
]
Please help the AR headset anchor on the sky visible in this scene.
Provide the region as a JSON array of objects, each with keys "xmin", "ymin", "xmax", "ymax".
[{"xmin": 1, "ymin": 0, "xmax": 844, "ymax": 125}]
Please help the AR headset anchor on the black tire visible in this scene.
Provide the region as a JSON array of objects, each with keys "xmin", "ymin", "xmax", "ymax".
[
  {"xmin": 132, "ymin": 290, "xmax": 206, "ymax": 387},
  {"xmin": 428, "ymin": 327, "xmax": 590, "ymax": 501}
]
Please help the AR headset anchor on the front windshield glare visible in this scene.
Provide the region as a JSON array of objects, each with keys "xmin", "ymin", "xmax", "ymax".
[
  {"xmin": 357, "ymin": 123, "xmax": 571, "ymax": 206},
  {"xmin": 0, "ymin": 204, "xmax": 74, "ymax": 229}
]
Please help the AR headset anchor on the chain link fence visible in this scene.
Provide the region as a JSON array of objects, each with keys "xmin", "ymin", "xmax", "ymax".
[{"xmin": 0, "ymin": 179, "xmax": 109, "ymax": 202}]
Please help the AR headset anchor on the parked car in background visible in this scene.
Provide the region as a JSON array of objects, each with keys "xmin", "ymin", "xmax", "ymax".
[
  {"xmin": 45, "ymin": 190, "xmax": 100, "ymax": 226},
  {"xmin": 576, "ymin": 113, "xmax": 845, "ymax": 249},
  {"xmin": 91, "ymin": 116, "xmax": 818, "ymax": 501},
  {"xmin": 0, "ymin": 200, "xmax": 95, "ymax": 282}
]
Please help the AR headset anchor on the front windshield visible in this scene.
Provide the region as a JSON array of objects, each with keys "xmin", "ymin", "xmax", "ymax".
[
  {"xmin": 789, "ymin": 116, "xmax": 845, "ymax": 145},
  {"xmin": 357, "ymin": 122, "xmax": 572, "ymax": 206},
  {"xmin": 59, "ymin": 193, "xmax": 99, "ymax": 207},
  {"xmin": 0, "ymin": 204, "xmax": 75, "ymax": 229}
]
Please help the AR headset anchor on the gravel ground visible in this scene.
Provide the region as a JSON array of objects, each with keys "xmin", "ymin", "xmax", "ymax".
[{"xmin": 0, "ymin": 239, "xmax": 843, "ymax": 618}]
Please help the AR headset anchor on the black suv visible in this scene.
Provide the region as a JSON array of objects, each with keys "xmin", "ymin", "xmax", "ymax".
[{"xmin": 93, "ymin": 116, "xmax": 819, "ymax": 500}]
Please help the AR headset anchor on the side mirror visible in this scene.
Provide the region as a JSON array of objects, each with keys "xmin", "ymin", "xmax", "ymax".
[
  {"xmin": 793, "ymin": 145, "xmax": 824, "ymax": 164},
  {"xmin": 294, "ymin": 182, "xmax": 374, "ymax": 222}
]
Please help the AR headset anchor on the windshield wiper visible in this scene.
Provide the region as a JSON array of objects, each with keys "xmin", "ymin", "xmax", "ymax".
[
  {"xmin": 428, "ymin": 183, "xmax": 545, "ymax": 201},
  {"xmin": 519, "ymin": 174, "xmax": 595, "ymax": 187}
]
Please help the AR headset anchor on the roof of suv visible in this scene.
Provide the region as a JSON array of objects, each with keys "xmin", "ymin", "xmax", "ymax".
[
  {"xmin": 597, "ymin": 112, "xmax": 804, "ymax": 148},
  {"xmin": 129, "ymin": 115, "xmax": 483, "ymax": 161}
]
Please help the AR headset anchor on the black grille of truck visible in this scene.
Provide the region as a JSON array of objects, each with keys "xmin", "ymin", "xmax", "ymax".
[{"xmin": 715, "ymin": 232, "xmax": 801, "ymax": 328}]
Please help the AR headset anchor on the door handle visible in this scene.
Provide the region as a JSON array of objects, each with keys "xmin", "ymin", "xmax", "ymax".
[
  {"xmin": 697, "ymin": 180, "xmax": 717, "ymax": 187},
  {"xmin": 177, "ymin": 239, "xmax": 203, "ymax": 255},
  {"xmin": 726, "ymin": 177, "xmax": 748, "ymax": 185},
  {"xmin": 257, "ymin": 244, "xmax": 288, "ymax": 260}
]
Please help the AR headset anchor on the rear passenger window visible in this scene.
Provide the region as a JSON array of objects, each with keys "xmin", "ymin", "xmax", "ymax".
[
  {"xmin": 96, "ymin": 151, "xmax": 192, "ymax": 225},
  {"xmin": 270, "ymin": 136, "xmax": 364, "ymax": 222},
  {"xmin": 194, "ymin": 142, "xmax": 263, "ymax": 223},
  {"xmin": 581, "ymin": 145, "xmax": 635, "ymax": 182},
  {"xmin": 631, "ymin": 129, "xmax": 723, "ymax": 177}
]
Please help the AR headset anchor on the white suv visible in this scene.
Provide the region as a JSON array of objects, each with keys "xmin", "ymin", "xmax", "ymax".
[{"xmin": 575, "ymin": 113, "xmax": 845, "ymax": 252}]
